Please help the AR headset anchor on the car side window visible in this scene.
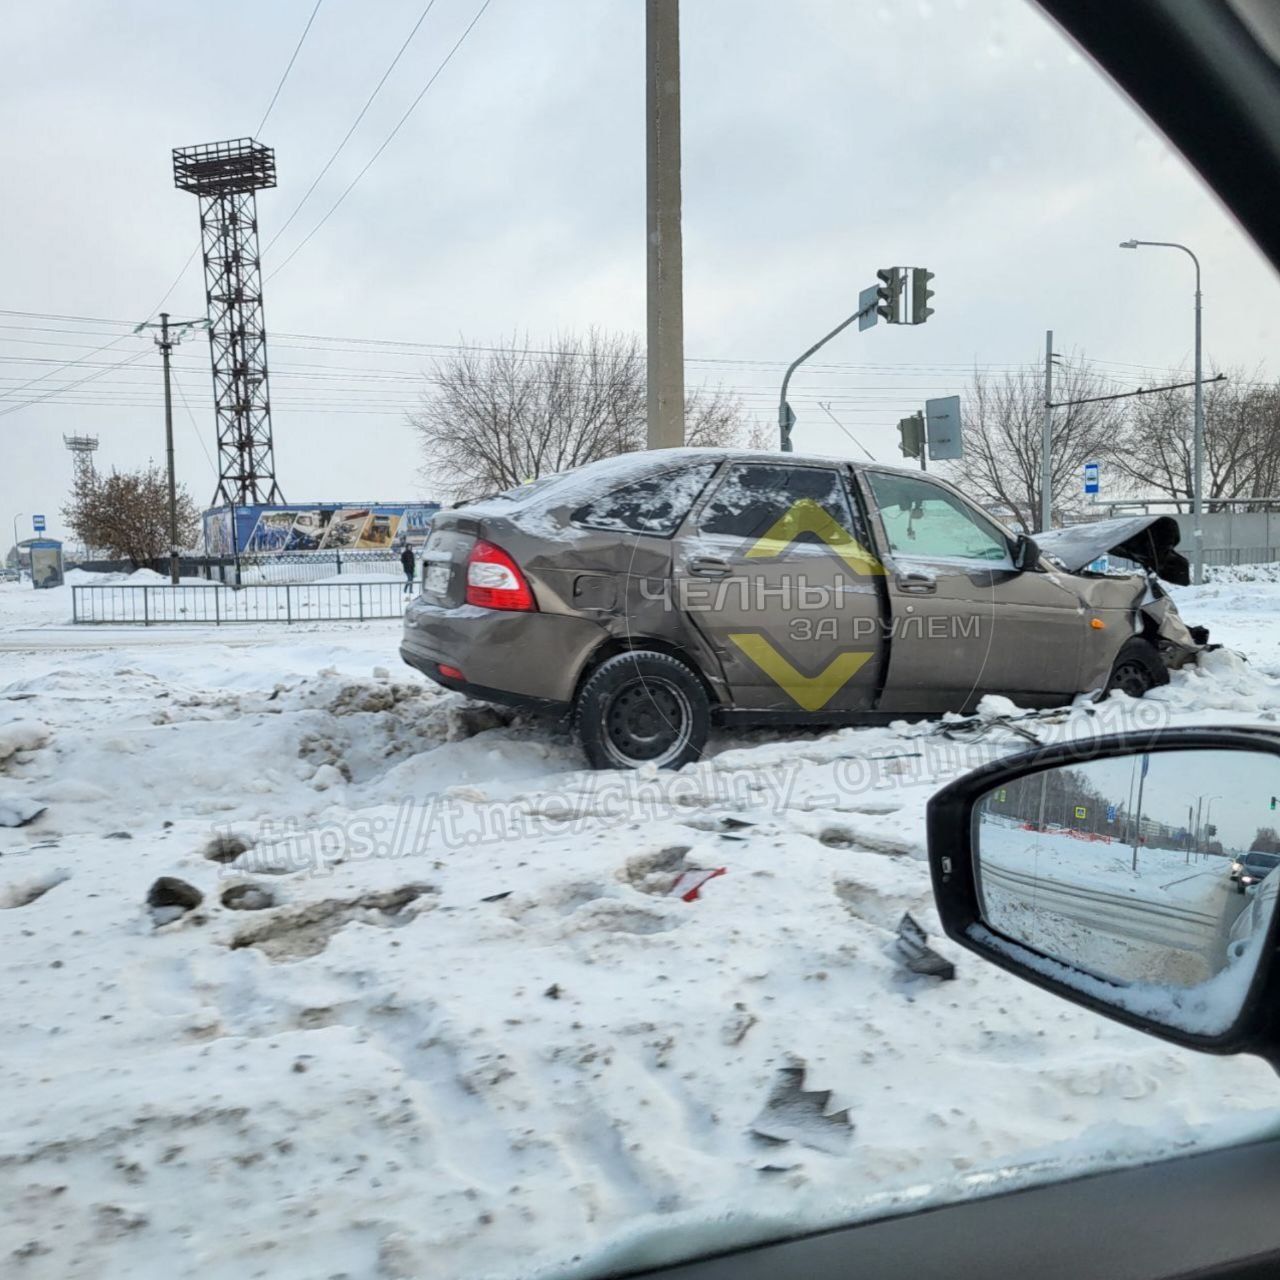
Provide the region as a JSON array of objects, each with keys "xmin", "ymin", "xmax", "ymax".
[
  {"xmin": 866, "ymin": 471, "xmax": 1011, "ymax": 563},
  {"xmin": 698, "ymin": 464, "xmax": 854, "ymax": 540},
  {"xmin": 570, "ymin": 463, "xmax": 718, "ymax": 536}
]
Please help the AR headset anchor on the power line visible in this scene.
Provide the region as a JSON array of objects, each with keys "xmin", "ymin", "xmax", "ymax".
[
  {"xmin": 0, "ymin": 347, "xmax": 151, "ymax": 418},
  {"xmin": 172, "ymin": 373, "xmax": 219, "ymax": 478},
  {"xmin": 255, "ymin": 0, "xmax": 326, "ymax": 136},
  {"xmin": 263, "ymin": 1, "xmax": 439, "ymax": 257},
  {"xmin": 267, "ymin": 0, "xmax": 494, "ymax": 280}
]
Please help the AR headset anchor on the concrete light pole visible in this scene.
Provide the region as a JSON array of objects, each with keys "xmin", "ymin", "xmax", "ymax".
[
  {"xmin": 11, "ymin": 512, "xmax": 24, "ymax": 576},
  {"xmin": 1120, "ymin": 239, "xmax": 1205, "ymax": 584},
  {"xmin": 646, "ymin": 0, "xmax": 685, "ymax": 449}
]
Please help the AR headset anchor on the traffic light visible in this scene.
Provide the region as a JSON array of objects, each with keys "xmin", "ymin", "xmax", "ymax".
[
  {"xmin": 898, "ymin": 413, "xmax": 923, "ymax": 459},
  {"xmin": 911, "ymin": 267, "xmax": 935, "ymax": 324},
  {"xmin": 876, "ymin": 267, "xmax": 903, "ymax": 324},
  {"xmin": 1272, "ymin": 795, "xmax": 1277, "ymax": 811}
]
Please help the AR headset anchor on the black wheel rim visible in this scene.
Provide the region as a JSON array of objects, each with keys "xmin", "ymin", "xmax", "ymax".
[
  {"xmin": 602, "ymin": 676, "xmax": 692, "ymax": 767},
  {"xmin": 1112, "ymin": 661, "xmax": 1151, "ymax": 697}
]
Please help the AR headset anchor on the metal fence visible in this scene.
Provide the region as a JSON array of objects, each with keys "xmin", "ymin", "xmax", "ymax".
[{"xmin": 71, "ymin": 581, "xmax": 409, "ymax": 625}]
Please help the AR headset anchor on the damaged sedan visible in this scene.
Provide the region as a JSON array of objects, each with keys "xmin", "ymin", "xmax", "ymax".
[{"xmin": 401, "ymin": 449, "xmax": 1207, "ymax": 769}]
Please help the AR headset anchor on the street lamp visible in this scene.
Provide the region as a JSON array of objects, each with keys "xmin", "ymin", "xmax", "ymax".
[{"xmin": 1119, "ymin": 238, "xmax": 1205, "ymax": 584}]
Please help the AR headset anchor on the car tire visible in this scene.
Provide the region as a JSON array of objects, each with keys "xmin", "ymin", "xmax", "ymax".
[
  {"xmin": 1104, "ymin": 638, "xmax": 1169, "ymax": 698},
  {"xmin": 575, "ymin": 650, "xmax": 710, "ymax": 771}
]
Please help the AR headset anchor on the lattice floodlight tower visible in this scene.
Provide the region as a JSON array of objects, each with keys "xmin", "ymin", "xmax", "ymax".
[
  {"xmin": 173, "ymin": 138, "xmax": 284, "ymax": 505},
  {"xmin": 63, "ymin": 434, "xmax": 99, "ymax": 485}
]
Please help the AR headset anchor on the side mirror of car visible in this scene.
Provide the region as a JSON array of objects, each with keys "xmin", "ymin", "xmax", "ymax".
[
  {"xmin": 926, "ymin": 729, "xmax": 1280, "ymax": 1067},
  {"xmin": 1012, "ymin": 533, "xmax": 1040, "ymax": 571}
]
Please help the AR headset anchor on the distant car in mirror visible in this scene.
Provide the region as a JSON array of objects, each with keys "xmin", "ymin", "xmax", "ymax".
[
  {"xmin": 402, "ymin": 448, "xmax": 1208, "ymax": 769},
  {"xmin": 926, "ymin": 729, "xmax": 1280, "ymax": 1065},
  {"xmin": 1237, "ymin": 850, "xmax": 1280, "ymax": 894}
]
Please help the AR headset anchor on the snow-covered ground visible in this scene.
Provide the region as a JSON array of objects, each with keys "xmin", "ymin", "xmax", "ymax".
[{"xmin": 3, "ymin": 572, "xmax": 1280, "ymax": 1278}]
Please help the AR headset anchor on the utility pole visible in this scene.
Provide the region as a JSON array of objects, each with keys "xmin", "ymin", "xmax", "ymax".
[
  {"xmin": 1040, "ymin": 329, "xmax": 1053, "ymax": 533},
  {"xmin": 159, "ymin": 313, "xmax": 179, "ymax": 585},
  {"xmin": 646, "ymin": 0, "xmax": 685, "ymax": 449},
  {"xmin": 135, "ymin": 314, "xmax": 207, "ymax": 584}
]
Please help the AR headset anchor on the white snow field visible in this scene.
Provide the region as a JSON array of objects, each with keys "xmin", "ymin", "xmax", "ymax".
[{"xmin": 3, "ymin": 573, "xmax": 1280, "ymax": 1279}]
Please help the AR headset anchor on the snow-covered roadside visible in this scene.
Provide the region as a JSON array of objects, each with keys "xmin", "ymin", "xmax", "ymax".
[{"xmin": 3, "ymin": 593, "xmax": 1280, "ymax": 1277}]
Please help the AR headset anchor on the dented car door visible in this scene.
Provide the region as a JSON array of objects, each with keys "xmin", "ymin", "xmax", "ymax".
[{"xmin": 859, "ymin": 469, "xmax": 1084, "ymax": 713}]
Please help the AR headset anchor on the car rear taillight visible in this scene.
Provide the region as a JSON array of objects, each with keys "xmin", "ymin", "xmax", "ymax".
[
  {"xmin": 465, "ymin": 539, "xmax": 537, "ymax": 611},
  {"xmin": 437, "ymin": 664, "xmax": 465, "ymax": 682}
]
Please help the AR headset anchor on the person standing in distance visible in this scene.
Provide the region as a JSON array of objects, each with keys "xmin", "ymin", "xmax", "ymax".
[{"xmin": 400, "ymin": 543, "xmax": 417, "ymax": 595}]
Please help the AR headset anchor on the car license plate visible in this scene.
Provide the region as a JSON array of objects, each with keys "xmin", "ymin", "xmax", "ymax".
[{"xmin": 424, "ymin": 561, "xmax": 450, "ymax": 595}]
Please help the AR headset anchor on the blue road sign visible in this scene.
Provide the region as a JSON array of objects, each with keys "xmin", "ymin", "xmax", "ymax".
[
  {"xmin": 1107, "ymin": 804, "xmax": 1116, "ymax": 823},
  {"xmin": 1083, "ymin": 462, "xmax": 1100, "ymax": 495},
  {"xmin": 32, "ymin": 514, "xmax": 45, "ymax": 532}
]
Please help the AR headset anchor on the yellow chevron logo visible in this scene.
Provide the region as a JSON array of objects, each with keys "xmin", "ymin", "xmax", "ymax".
[
  {"xmin": 728, "ymin": 633, "xmax": 875, "ymax": 712},
  {"xmin": 744, "ymin": 498, "xmax": 884, "ymax": 575}
]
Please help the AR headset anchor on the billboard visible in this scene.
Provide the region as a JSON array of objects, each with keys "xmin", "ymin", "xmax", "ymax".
[{"xmin": 202, "ymin": 502, "xmax": 440, "ymax": 555}]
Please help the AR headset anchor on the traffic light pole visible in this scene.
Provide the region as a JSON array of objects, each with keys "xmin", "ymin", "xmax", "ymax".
[{"xmin": 778, "ymin": 298, "xmax": 877, "ymax": 452}]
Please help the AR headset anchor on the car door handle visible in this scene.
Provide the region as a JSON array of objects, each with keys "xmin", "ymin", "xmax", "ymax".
[
  {"xmin": 688, "ymin": 556, "xmax": 732, "ymax": 578},
  {"xmin": 895, "ymin": 571, "xmax": 937, "ymax": 594}
]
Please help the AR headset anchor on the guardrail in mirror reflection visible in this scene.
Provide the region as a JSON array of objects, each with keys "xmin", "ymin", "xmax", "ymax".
[{"xmin": 973, "ymin": 747, "xmax": 1280, "ymax": 1030}]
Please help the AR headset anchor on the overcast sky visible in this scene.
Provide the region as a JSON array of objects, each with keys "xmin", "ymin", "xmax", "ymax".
[{"xmin": 5, "ymin": 0, "xmax": 1280, "ymax": 544}]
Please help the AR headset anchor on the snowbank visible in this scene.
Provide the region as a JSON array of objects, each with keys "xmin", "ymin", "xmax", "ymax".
[{"xmin": 1, "ymin": 585, "xmax": 1280, "ymax": 1277}]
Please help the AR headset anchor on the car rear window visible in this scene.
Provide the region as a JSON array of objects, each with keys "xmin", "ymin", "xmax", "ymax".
[{"xmin": 570, "ymin": 463, "xmax": 718, "ymax": 536}]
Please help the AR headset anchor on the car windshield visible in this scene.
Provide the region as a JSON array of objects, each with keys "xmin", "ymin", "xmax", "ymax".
[{"xmin": 7, "ymin": 1, "xmax": 1280, "ymax": 1278}]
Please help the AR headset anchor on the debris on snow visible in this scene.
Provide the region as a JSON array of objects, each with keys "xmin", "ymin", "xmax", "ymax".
[
  {"xmin": 895, "ymin": 912, "xmax": 956, "ymax": 981},
  {"xmin": 203, "ymin": 832, "xmax": 252, "ymax": 864},
  {"xmin": 750, "ymin": 1063, "xmax": 854, "ymax": 1155},
  {"xmin": 671, "ymin": 866, "xmax": 726, "ymax": 902},
  {"xmin": 146, "ymin": 876, "xmax": 204, "ymax": 926}
]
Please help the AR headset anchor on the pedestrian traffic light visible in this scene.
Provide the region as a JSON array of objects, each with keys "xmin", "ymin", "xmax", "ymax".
[
  {"xmin": 876, "ymin": 267, "xmax": 904, "ymax": 324},
  {"xmin": 911, "ymin": 267, "xmax": 935, "ymax": 324},
  {"xmin": 898, "ymin": 413, "xmax": 923, "ymax": 459}
]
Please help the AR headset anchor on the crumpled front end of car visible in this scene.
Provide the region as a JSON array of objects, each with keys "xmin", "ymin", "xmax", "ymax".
[{"xmin": 1073, "ymin": 571, "xmax": 1209, "ymax": 690}]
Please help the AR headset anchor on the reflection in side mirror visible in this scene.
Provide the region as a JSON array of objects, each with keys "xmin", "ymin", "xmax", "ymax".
[{"xmin": 972, "ymin": 749, "xmax": 1280, "ymax": 1037}]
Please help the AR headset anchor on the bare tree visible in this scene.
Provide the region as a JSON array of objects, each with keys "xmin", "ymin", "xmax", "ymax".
[
  {"xmin": 947, "ymin": 362, "xmax": 1125, "ymax": 530},
  {"xmin": 408, "ymin": 330, "xmax": 757, "ymax": 500},
  {"xmin": 1113, "ymin": 370, "xmax": 1280, "ymax": 508},
  {"xmin": 62, "ymin": 463, "xmax": 199, "ymax": 568}
]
